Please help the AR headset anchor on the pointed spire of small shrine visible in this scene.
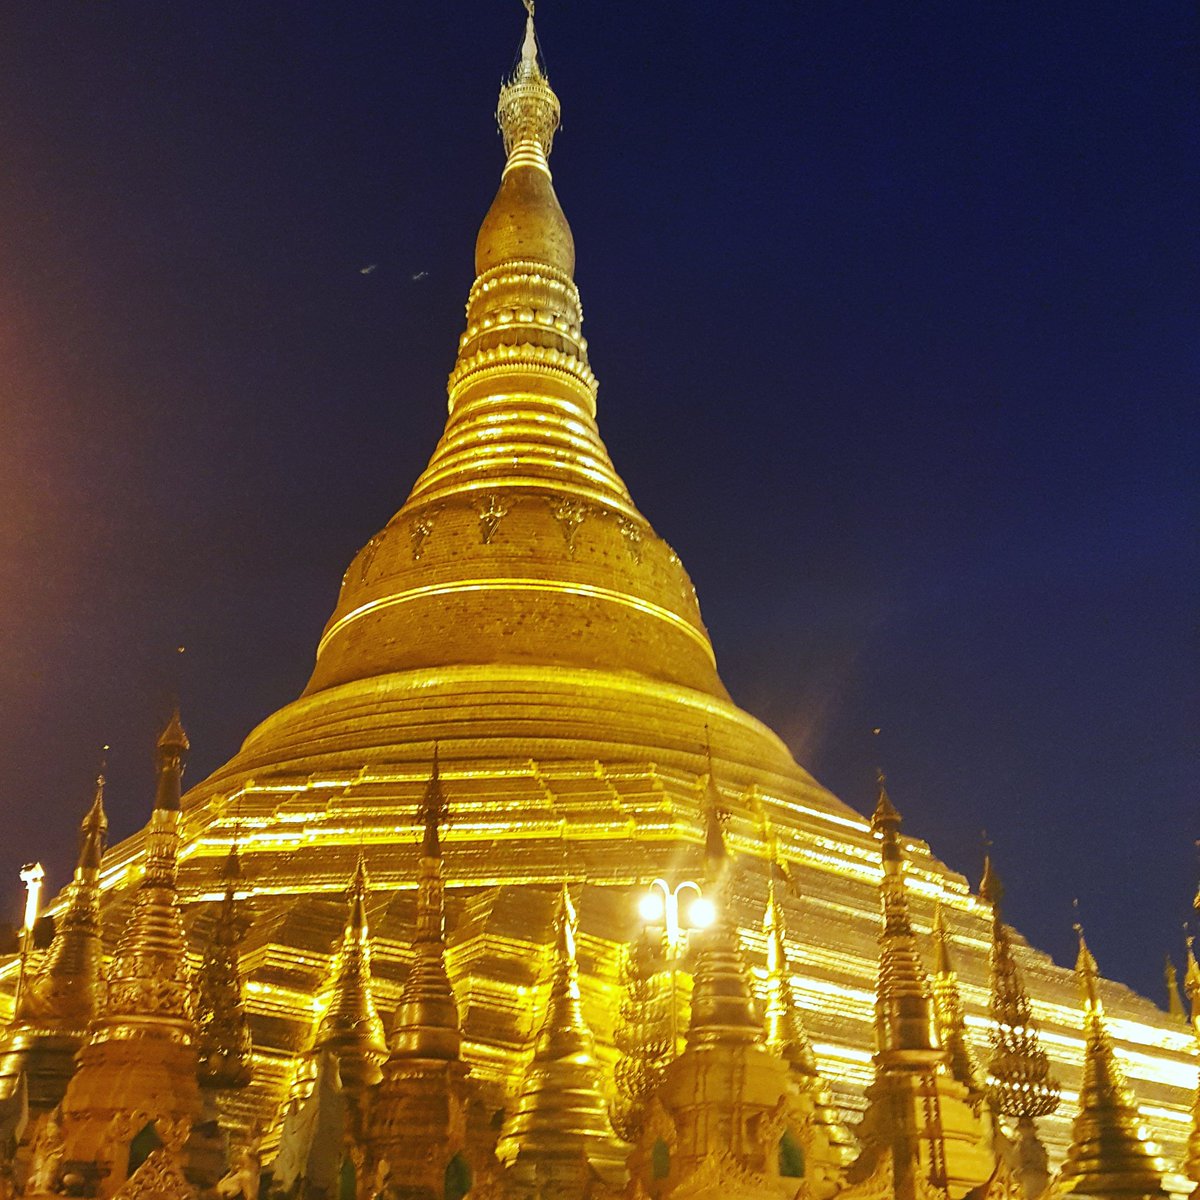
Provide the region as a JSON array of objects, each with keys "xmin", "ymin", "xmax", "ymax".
[
  {"xmin": 390, "ymin": 749, "xmax": 460, "ymax": 1060},
  {"xmin": 1186, "ymin": 931, "xmax": 1200, "ymax": 1028},
  {"xmin": 78, "ymin": 763, "xmax": 108, "ymax": 873},
  {"xmin": 1180, "ymin": 931, "xmax": 1200, "ymax": 1186},
  {"xmin": 313, "ymin": 853, "xmax": 387, "ymax": 1095},
  {"xmin": 763, "ymin": 876, "xmax": 818, "ymax": 1075},
  {"xmin": 496, "ymin": 885, "xmax": 626, "ymax": 1189},
  {"xmin": 869, "ymin": 770, "xmax": 938, "ymax": 1056},
  {"xmin": 979, "ymin": 856, "xmax": 1059, "ymax": 1120},
  {"xmin": 1165, "ymin": 954, "xmax": 1187, "ymax": 1023},
  {"xmin": 196, "ymin": 836, "xmax": 253, "ymax": 1090},
  {"xmin": 52, "ymin": 714, "xmax": 202, "ymax": 1189},
  {"xmin": 849, "ymin": 772, "xmax": 999, "ymax": 1198},
  {"xmin": 0, "ymin": 764, "xmax": 111, "ymax": 1114},
  {"xmin": 685, "ymin": 741, "xmax": 760, "ymax": 1048},
  {"xmin": 154, "ymin": 707, "xmax": 189, "ymax": 813},
  {"xmin": 1057, "ymin": 924, "xmax": 1168, "ymax": 1198},
  {"xmin": 930, "ymin": 903, "xmax": 982, "ymax": 1096}
]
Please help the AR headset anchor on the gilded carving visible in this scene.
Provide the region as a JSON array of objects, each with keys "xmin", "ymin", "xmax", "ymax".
[
  {"xmin": 358, "ymin": 537, "xmax": 380, "ymax": 583},
  {"xmin": 615, "ymin": 515, "xmax": 643, "ymax": 563},
  {"xmin": 409, "ymin": 510, "xmax": 437, "ymax": 561},
  {"xmin": 549, "ymin": 497, "xmax": 588, "ymax": 552},
  {"xmin": 477, "ymin": 494, "xmax": 508, "ymax": 544},
  {"xmin": 111, "ymin": 1148, "xmax": 194, "ymax": 1200}
]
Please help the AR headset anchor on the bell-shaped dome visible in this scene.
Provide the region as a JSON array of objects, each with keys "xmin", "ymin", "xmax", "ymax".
[{"xmin": 302, "ymin": 20, "xmax": 724, "ymax": 703}]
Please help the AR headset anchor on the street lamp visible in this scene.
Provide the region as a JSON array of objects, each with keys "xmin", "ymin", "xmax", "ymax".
[
  {"xmin": 15, "ymin": 861, "xmax": 45, "ymax": 1012},
  {"xmin": 637, "ymin": 877, "xmax": 715, "ymax": 1053}
]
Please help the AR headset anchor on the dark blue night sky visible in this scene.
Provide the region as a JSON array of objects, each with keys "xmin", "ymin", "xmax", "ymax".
[{"xmin": 0, "ymin": 3, "xmax": 1195, "ymax": 1004}]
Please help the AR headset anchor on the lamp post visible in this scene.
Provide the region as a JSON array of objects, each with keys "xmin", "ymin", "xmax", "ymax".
[
  {"xmin": 637, "ymin": 877, "xmax": 715, "ymax": 1054},
  {"xmin": 14, "ymin": 862, "xmax": 45, "ymax": 1013}
]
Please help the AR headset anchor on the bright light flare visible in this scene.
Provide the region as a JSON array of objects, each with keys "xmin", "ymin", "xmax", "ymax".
[
  {"xmin": 20, "ymin": 862, "xmax": 44, "ymax": 932},
  {"xmin": 638, "ymin": 891, "xmax": 665, "ymax": 922},
  {"xmin": 687, "ymin": 896, "xmax": 716, "ymax": 929}
]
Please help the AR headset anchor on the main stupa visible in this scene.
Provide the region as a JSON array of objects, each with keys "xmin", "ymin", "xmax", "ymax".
[{"xmin": 55, "ymin": 9, "xmax": 1196, "ymax": 1185}]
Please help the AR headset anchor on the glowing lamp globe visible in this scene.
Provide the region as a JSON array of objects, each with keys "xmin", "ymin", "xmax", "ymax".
[{"xmin": 687, "ymin": 897, "xmax": 716, "ymax": 929}]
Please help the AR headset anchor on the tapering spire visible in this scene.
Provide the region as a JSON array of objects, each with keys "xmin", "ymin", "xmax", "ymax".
[
  {"xmin": 1057, "ymin": 925, "xmax": 1167, "ymax": 1198},
  {"xmin": 196, "ymin": 838, "xmax": 254, "ymax": 1090},
  {"xmin": 78, "ymin": 764, "xmax": 108, "ymax": 873},
  {"xmin": 100, "ymin": 713, "xmax": 192, "ymax": 1018},
  {"xmin": 1165, "ymin": 955, "xmax": 1187, "ymax": 1023},
  {"xmin": 0, "ymin": 768, "xmax": 111, "ymax": 1114},
  {"xmin": 390, "ymin": 751, "xmax": 460, "ymax": 1060},
  {"xmin": 979, "ymin": 856, "xmax": 1060, "ymax": 1121},
  {"xmin": 313, "ymin": 853, "xmax": 387, "ymax": 1094},
  {"xmin": 19, "ymin": 769, "xmax": 109, "ymax": 1023},
  {"xmin": 702, "ymin": 728, "xmax": 730, "ymax": 882},
  {"xmin": 143, "ymin": 708, "xmax": 188, "ymax": 889},
  {"xmin": 851, "ymin": 776, "xmax": 998, "ymax": 1199},
  {"xmin": 497, "ymin": 886, "xmax": 626, "ymax": 1187},
  {"xmin": 930, "ymin": 904, "xmax": 982, "ymax": 1096},
  {"xmin": 154, "ymin": 706, "xmax": 189, "ymax": 813},
  {"xmin": 685, "ymin": 746, "xmax": 760, "ymax": 1048},
  {"xmin": 1182, "ymin": 924, "xmax": 1200, "ymax": 1185},
  {"xmin": 417, "ymin": 741, "xmax": 448, "ymax": 861},
  {"xmin": 763, "ymin": 877, "xmax": 818, "ymax": 1075},
  {"xmin": 495, "ymin": 2, "xmax": 560, "ymax": 173},
  {"xmin": 1187, "ymin": 931, "xmax": 1200, "ymax": 1029},
  {"xmin": 870, "ymin": 771, "xmax": 938, "ymax": 1057},
  {"xmin": 53, "ymin": 715, "xmax": 202, "ymax": 1187}
]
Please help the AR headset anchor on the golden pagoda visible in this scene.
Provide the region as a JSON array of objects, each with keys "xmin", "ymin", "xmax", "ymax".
[
  {"xmin": 47, "ymin": 712, "xmax": 202, "ymax": 1197},
  {"xmin": 309, "ymin": 854, "xmax": 388, "ymax": 1109},
  {"xmin": 365, "ymin": 751, "xmax": 481, "ymax": 1199},
  {"xmin": 495, "ymin": 883, "xmax": 626, "ymax": 1196},
  {"xmin": 4, "ymin": 7, "xmax": 1198, "ymax": 1195},
  {"xmin": 0, "ymin": 770, "xmax": 107, "ymax": 1117},
  {"xmin": 625, "ymin": 777, "xmax": 849, "ymax": 1199},
  {"xmin": 1055, "ymin": 926, "xmax": 1168, "ymax": 1198},
  {"xmin": 848, "ymin": 774, "xmax": 996, "ymax": 1198}
]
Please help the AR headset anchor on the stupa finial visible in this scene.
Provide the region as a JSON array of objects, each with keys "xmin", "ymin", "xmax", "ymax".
[
  {"xmin": 930, "ymin": 902, "xmax": 982, "ymax": 1095},
  {"xmin": 417, "ymin": 741, "xmax": 448, "ymax": 860},
  {"xmin": 496, "ymin": 1, "xmax": 560, "ymax": 165},
  {"xmin": 495, "ymin": 886, "xmax": 626, "ymax": 1186},
  {"xmin": 144, "ymin": 707, "xmax": 188, "ymax": 887},
  {"xmin": 78, "ymin": 758, "xmax": 109, "ymax": 874},
  {"xmin": 390, "ymin": 750, "xmax": 461, "ymax": 1061},
  {"xmin": 313, "ymin": 855, "xmax": 387, "ymax": 1095},
  {"xmin": 763, "ymin": 876, "xmax": 818, "ymax": 1075},
  {"xmin": 1058, "ymin": 924, "xmax": 1168, "ymax": 1198},
  {"xmin": 701, "ymin": 726, "xmax": 730, "ymax": 885},
  {"xmin": 196, "ymin": 830, "xmax": 253, "ymax": 1091},
  {"xmin": 685, "ymin": 749, "xmax": 760, "ymax": 1049},
  {"xmin": 980, "ymin": 855, "xmax": 1059, "ymax": 1121},
  {"xmin": 1185, "ymin": 928, "xmax": 1200, "ymax": 1027},
  {"xmin": 154, "ymin": 705, "xmax": 189, "ymax": 814},
  {"xmin": 869, "ymin": 770, "xmax": 937, "ymax": 1056}
]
